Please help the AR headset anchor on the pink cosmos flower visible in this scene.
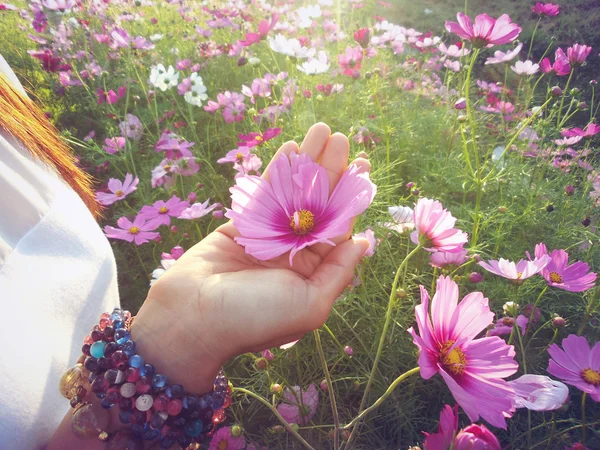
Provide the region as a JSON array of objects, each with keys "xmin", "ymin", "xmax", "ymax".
[
  {"xmin": 555, "ymin": 135, "xmax": 583, "ymax": 146},
  {"xmin": 119, "ymin": 114, "xmax": 143, "ymax": 141},
  {"xmin": 566, "ymin": 444, "xmax": 590, "ymax": 450},
  {"xmin": 547, "ymin": 334, "xmax": 600, "ymax": 402},
  {"xmin": 225, "ymin": 152, "xmax": 376, "ymax": 266},
  {"xmin": 509, "ymin": 374, "xmax": 569, "ymax": 411},
  {"xmin": 478, "ymin": 255, "xmax": 551, "ymax": 283},
  {"xmin": 239, "ymin": 14, "xmax": 278, "ymax": 46},
  {"xmin": 103, "ymin": 137, "xmax": 126, "ymax": 154},
  {"xmin": 217, "ymin": 147, "xmax": 252, "ymax": 165},
  {"xmin": 488, "ymin": 315, "xmax": 529, "ymax": 337},
  {"xmin": 162, "ymin": 246, "xmax": 184, "ymax": 260},
  {"xmin": 338, "ymin": 46, "xmax": 363, "ymax": 76},
  {"xmin": 567, "ymin": 44, "xmax": 592, "ymax": 66},
  {"xmin": 410, "ymin": 198, "xmax": 468, "ymax": 253},
  {"xmin": 179, "ymin": 199, "xmax": 217, "ymax": 220},
  {"xmin": 429, "ymin": 249, "xmax": 469, "ymax": 269},
  {"xmin": 277, "ymin": 384, "xmax": 319, "ymax": 425},
  {"xmin": 534, "ymin": 243, "xmax": 597, "ymax": 292},
  {"xmin": 95, "ymin": 173, "xmax": 139, "ymax": 206},
  {"xmin": 445, "ymin": 13, "xmax": 521, "ymax": 48},
  {"xmin": 353, "ymin": 228, "xmax": 377, "ymax": 257},
  {"xmin": 155, "ymin": 131, "xmax": 194, "ymax": 159},
  {"xmin": 532, "ymin": 2, "xmax": 560, "ymax": 16},
  {"xmin": 104, "ymin": 216, "xmax": 160, "ymax": 245},
  {"xmin": 138, "ymin": 195, "xmax": 190, "ymax": 227},
  {"xmin": 237, "ymin": 128, "xmax": 281, "ymax": 148},
  {"xmin": 485, "ymin": 43, "xmax": 523, "ymax": 65},
  {"xmin": 383, "ymin": 205, "xmax": 415, "ymax": 233},
  {"xmin": 233, "ymin": 154, "xmax": 263, "ymax": 179},
  {"xmin": 511, "ymin": 60, "xmax": 540, "ymax": 75},
  {"xmin": 354, "ymin": 28, "xmax": 370, "ymax": 48},
  {"xmin": 208, "ymin": 426, "xmax": 246, "ymax": 450},
  {"xmin": 453, "ymin": 424, "xmax": 501, "ymax": 449},
  {"xmin": 96, "ymin": 86, "xmax": 126, "ymax": 105},
  {"xmin": 408, "ymin": 276, "xmax": 518, "ymax": 428},
  {"xmin": 562, "ymin": 123, "xmax": 600, "ymax": 138},
  {"xmin": 423, "ymin": 404, "xmax": 458, "ymax": 450},
  {"xmin": 438, "ymin": 42, "xmax": 470, "ymax": 57},
  {"xmin": 540, "ymin": 48, "xmax": 571, "ymax": 76}
]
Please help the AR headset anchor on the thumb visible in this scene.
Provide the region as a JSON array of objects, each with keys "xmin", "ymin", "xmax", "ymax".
[{"xmin": 306, "ymin": 237, "xmax": 369, "ymax": 324}]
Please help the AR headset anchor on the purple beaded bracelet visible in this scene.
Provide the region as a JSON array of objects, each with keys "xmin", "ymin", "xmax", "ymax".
[{"xmin": 76, "ymin": 307, "xmax": 231, "ymax": 448}]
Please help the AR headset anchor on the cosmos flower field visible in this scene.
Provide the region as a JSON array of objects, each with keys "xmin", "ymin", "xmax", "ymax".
[{"xmin": 3, "ymin": 0, "xmax": 600, "ymax": 448}]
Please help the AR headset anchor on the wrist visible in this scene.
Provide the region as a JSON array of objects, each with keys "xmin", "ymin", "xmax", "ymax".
[{"xmin": 131, "ymin": 298, "xmax": 223, "ymax": 394}]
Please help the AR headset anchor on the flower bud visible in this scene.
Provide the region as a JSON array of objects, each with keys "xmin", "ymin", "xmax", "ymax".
[
  {"xmin": 453, "ymin": 424, "xmax": 500, "ymax": 450},
  {"xmin": 396, "ymin": 288, "xmax": 407, "ymax": 298},
  {"xmin": 546, "ymin": 204, "xmax": 555, "ymax": 212},
  {"xmin": 457, "ymin": 114, "xmax": 467, "ymax": 123},
  {"xmin": 271, "ymin": 383, "xmax": 282, "ymax": 394},
  {"xmin": 551, "ymin": 86, "xmax": 562, "ymax": 96},
  {"xmin": 570, "ymin": 87, "xmax": 580, "ymax": 96},
  {"xmin": 565, "ymin": 185, "xmax": 574, "ymax": 196},
  {"xmin": 182, "ymin": 232, "xmax": 189, "ymax": 238},
  {"xmin": 454, "ymin": 97, "xmax": 467, "ymax": 110},
  {"xmin": 411, "ymin": 188, "xmax": 420, "ymax": 196},
  {"xmin": 255, "ymin": 357, "xmax": 268, "ymax": 370},
  {"xmin": 212, "ymin": 210, "xmax": 224, "ymax": 219},
  {"xmin": 237, "ymin": 56, "xmax": 248, "ymax": 66},
  {"xmin": 230, "ymin": 425, "xmax": 242, "ymax": 437},
  {"xmin": 365, "ymin": 71, "xmax": 373, "ymax": 79},
  {"xmin": 344, "ymin": 346, "xmax": 353, "ymax": 357},
  {"xmin": 272, "ymin": 425, "xmax": 284, "ymax": 434},
  {"xmin": 590, "ymin": 79, "xmax": 598, "ymax": 86},
  {"xmin": 188, "ymin": 192, "xmax": 197, "ymax": 203},
  {"xmin": 262, "ymin": 349, "xmax": 274, "ymax": 361},
  {"xmin": 303, "ymin": 89, "xmax": 312, "ymax": 98},
  {"xmin": 406, "ymin": 181, "xmax": 415, "ymax": 189},
  {"xmin": 248, "ymin": 57, "xmax": 261, "ymax": 66},
  {"xmin": 316, "ymin": 94, "xmax": 324, "ymax": 102},
  {"xmin": 552, "ymin": 316, "xmax": 566, "ymax": 328},
  {"xmin": 468, "ymin": 272, "xmax": 484, "ymax": 283},
  {"xmin": 497, "ymin": 206, "xmax": 507, "ymax": 213},
  {"xmin": 503, "ymin": 301, "xmax": 520, "ymax": 317},
  {"xmin": 289, "ymin": 424, "xmax": 299, "ymax": 433},
  {"xmin": 582, "ymin": 216, "xmax": 591, "ymax": 227},
  {"xmin": 170, "ymin": 225, "xmax": 179, "ymax": 234},
  {"xmin": 320, "ymin": 380, "xmax": 328, "ymax": 391}
]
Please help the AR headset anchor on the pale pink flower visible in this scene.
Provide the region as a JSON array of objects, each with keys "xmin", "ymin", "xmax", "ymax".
[
  {"xmin": 555, "ymin": 136, "xmax": 583, "ymax": 146},
  {"xmin": 226, "ymin": 152, "xmax": 376, "ymax": 266},
  {"xmin": 478, "ymin": 255, "xmax": 551, "ymax": 282},
  {"xmin": 119, "ymin": 114, "xmax": 143, "ymax": 141},
  {"xmin": 96, "ymin": 173, "xmax": 139, "ymax": 206},
  {"xmin": 511, "ymin": 60, "xmax": 539, "ymax": 75},
  {"xmin": 233, "ymin": 154, "xmax": 263, "ymax": 178},
  {"xmin": 353, "ymin": 228, "xmax": 377, "ymax": 256},
  {"xmin": 277, "ymin": 384, "xmax": 319, "ymax": 425},
  {"xmin": 488, "ymin": 315, "xmax": 529, "ymax": 337},
  {"xmin": 179, "ymin": 199, "xmax": 217, "ymax": 220},
  {"xmin": 410, "ymin": 198, "xmax": 468, "ymax": 252},
  {"xmin": 485, "ymin": 43, "xmax": 523, "ymax": 65},
  {"xmin": 445, "ymin": 13, "xmax": 521, "ymax": 48},
  {"xmin": 383, "ymin": 205, "xmax": 414, "ymax": 233},
  {"xmin": 567, "ymin": 44, "xmax": 592, "ymax": 65},
  {"xmin": 218, "ymin": 147, "xmax": 253, "ymax": 164},
  {"xmin": 338, "ymin": 46, "xmax": 363, "ymax": 76},
  {"xmin": 103, "ymin": 137, "xmax": 126, "ymax": 154},
  {"xmin": 430, "ymin": 249, "xmax": 469, "ymax": 269},
  {"xmin": 408, "ymin": 276, "xmax": 518, "ymax": 428},
  {"xmin": 138, "ymin": 195, "xmax": 190, "ymax": 227},
  {"xmin": 155, "ymin": 131, "xmax": 194, "ymax": 159},
  {"xmin": 509, "ymin": 374, "xmax": 569, "ymax": 411},
  {"xmin": 438, "ymin": 43, "xmax": 470, "ymax": 57},
  {"xmin": 104, "ymin": 216, "xmax": 160, "ymax": 245}
]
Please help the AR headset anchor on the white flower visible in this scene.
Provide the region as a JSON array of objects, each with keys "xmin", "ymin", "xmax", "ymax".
[
  {"xmin": 268, "ymin": 34, "xmax": 316, "ymax": 59},
  {"xmin": 511, "ymin": 60, "xmax": 540, "ymax": 75},
  {"xmin": 184, "ymin": 73, "xmax": 208, "ymax": 106},
  {"xmin": 150, "ymin": 259, "xmax": 177, "ymax": 286},
  {"xmin": 297, "ymin": 51, "xmax": 330, "ymax": 74},
  {"xmin": 485, "ymin": 43, "xmax": 523, "ymax": 65},
  {"xmin": 414, "ymin": 36, "xmax": 440, "ymax": 49},
  {"xmin": 150, "ymin": 64, "xmax": 179, "ymax": 91},
  {"xmin": 509, "ymin": 375, "xmax": 569, "ymax": 411},
  {"xmin": 438, "ymin": 43, "xmax": 470, "ymax": 57},
  {"xmin": 248, "ymin": 57, "xmax": 261, "ymax": 66},
  {"xmin": 296, "ymin": 4, "xmax": 322, "ymax": 28},
  {"xmin": 382, "ymin": 206, "xmax": 415, "ymax": 233},
  {"xmin": 149, "ymin": 34, "xmax": 163, "ymax": 41}
]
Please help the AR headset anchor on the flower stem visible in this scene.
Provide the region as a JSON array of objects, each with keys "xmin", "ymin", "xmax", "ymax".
[
  {"xmin": 581, "ymin": 392, "xmax": 588, "ymax": 444},
  {"xmin": 314, "ymin": 329, "xmax": 340, "ymax": 450},
  {"xmin": 556, "ymin": 69, "xmax": 574, "ymax": 126},
  {"xmin": 345, "ymin": 245, "xmax": 422, "ymax": 447},
  {"xmin": 525, "ymin": 285, "xmax": 548, "ymax": 336},
  {"xmin": 527, "ymin": 18, "xmax": 541, "ymax": 60},
  {"xmin": 341, "ymin": 367, "xmax": 420, "ymax": 431},
  {"xmin": 233, "ymin": 387, "xmax": 316, "ymax": 450},
  {"xmin": 545, "ymin": 413, "xmax": 557, "ymax": 450}
]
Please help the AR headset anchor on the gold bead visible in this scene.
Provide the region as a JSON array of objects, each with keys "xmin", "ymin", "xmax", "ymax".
[
  {"xmin": 58, "ymin": 364, "xmax": 90, "ymax": 399},
  {"xmin": 71, "ymin": 402, "xmax": 109, "ymax": 439}
]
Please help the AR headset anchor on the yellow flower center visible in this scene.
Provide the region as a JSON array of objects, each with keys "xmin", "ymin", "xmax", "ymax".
[
  {"xmin": 502, "ymin": 317, "xmax": 513, "ymax": 326},
  {"xmin": 440, "ymin": 340, "xmax": 467, "ymax": 375},
  {"xmin": 129, "ymin": 226, "xmax": 140, "ymax": 235},
  {"xmin": 159, "ymin": 207, "xmax": 169, "ymax": 214},
  {"xmin": 517, "ymin": 272, "xmax": 523, "ymax": 279},
  {"xmin": 115, "ymin": 190, "xmax": 124, "ymax": 197},
  {"xmin": 217, "ymin": 440, "xmax": 228, "ymax": 450},
  {"xmin": 163, "ymin": 164, "xmax": 171, "ymax": 171},
  {"xmin": 582, "ymin": 368, "xmax": 600, "ymax": 386},
  {"xmin": 549, "ymin": 272, "xmax": 563, "ymax": 283},
  {"xmin": 255, "ymin": 135, "xmax": 263, "ymax": 142},
  {"xmin": 235, "ymin": 152, "xmax": 244, "ymax": 162},
  {"xmin": 290, "ymin": 210, "xmax": 315, "ymax": 235}
]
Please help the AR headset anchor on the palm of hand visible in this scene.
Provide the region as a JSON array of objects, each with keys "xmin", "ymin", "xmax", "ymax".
[{"xmin": 146, "ymin": 124, "xmax": 370, "ymax": 368}]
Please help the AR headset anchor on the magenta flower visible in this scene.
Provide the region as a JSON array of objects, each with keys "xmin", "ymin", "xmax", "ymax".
[
  {"xmin": 338, "ymin": 46, "xmax": 363, "ymax": 76},
  {"xmin": 509, "ymin": 375, "xmax": 569, "ymax": 411},
  {"xmin": 408, "ymin": 276, "xmax": 518, "ymax": 428},
  {"xmin": 208, "ymin": 426, "xmax": 246, "ymax": 450},
  {"xmin": 453, "ymin": 424, "xmax": 501, "ymax": 450},
  {"xmin": 96, "ymin": 86, "xmax": 125, "ymax": 105},
  {"xmin": 547, "ymin": 334, "xmax": 600, "ymax": 402},
  {"xmin": 179, "ymin": 199, "xmax": 217, "ymax": 220},
  {"xmin": 226, "ymin": 152, "xmax": 376, "ymax": 266},
  {"xmin": 103, "ymin": 137, "xmax": 126, "ymax": 154},
  {"xmin": 445, "ymin": 13, "xmax": 521, "ymax": 48},
  {"xmin": 239, "ymin": 13, "xmax": 278, "ymax": 47},
  {"xmin": 488, "ymin": 315, "xmax": 529, "ymax": 337},
  {"xmin": 567, "ymin": 44, "xmax": 593, "ymax": 66},
  {"xmin": 478, "ymin": 255, "xmax": 551, "ymax": 283},
  {"xmin": 104, "ymin": 216, "xmax": 160, "ymax": 245},
  {"xmin": 118, "ymin": 114, "xmax": 143, "ymax": 141},
  {"xmin": 155, "ymin": 131, "xmax": 194, "ymax": 159},
  {"xmin": 95, "ymin": 173, "xmax": 139, "ymax": 206},
  {"xmin": 562, "ymin": 123, "xmax": 600, "ymax": 138},
  {"xmin": 277, "ymin": 384, "xmax": 319, "ymax": 425},
  {"xmin": 354, "ymin": 28, "xmax": 371, "ymax": 49},
  {"xmin": 540, "ymin": 48, "xmax": 571, "ymax": 76},
  {"xmin": 410, "ymin": 198, "xmax": 468, "ymax": 253},
  {"xmin": 423, "ymin": 404, "xmax": 458, "ymax": 450},
  {"xmin": 237, "ymin": 128, "xmax": 281, "ymax": 148},
  {"xmin": 532, "ymin": 2, "xmax": 559, "ymax": 16},
  {"xmin": 138, "ymin": 195, "xmax": 190, "ymax": 227},
  {"xmin": 429, "ymin": 249, "xmax": 469, "ymax": 269},
  {"xmin": 535, "ymin": 243, "xmax": 597, "ymax": 292}
]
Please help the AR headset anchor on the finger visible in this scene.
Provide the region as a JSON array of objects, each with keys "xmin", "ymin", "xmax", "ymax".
[
  {"xmin": 319, "ymin": 132, "xmax": 349, "ymax": 195},
  {"xmin": 261, "ymin": 140, "xmax": 299, "ymax": 181},
  {"xmin": 298, "ymin": 122, "xmax": 331, "ymax": 161},
  {"xmin": 305, "ymin": 238, "xmax": 370, "ymax": 329}
]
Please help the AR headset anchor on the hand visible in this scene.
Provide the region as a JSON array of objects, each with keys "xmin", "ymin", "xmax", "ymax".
[{"xmin": 131, "ymin": 123, "xmax": 371, "ymax": 393}]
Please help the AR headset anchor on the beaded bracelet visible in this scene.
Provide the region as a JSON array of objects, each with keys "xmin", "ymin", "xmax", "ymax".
[{"xmin": 59, "ymin": 307, "xmax": 231, "ymax": 449}]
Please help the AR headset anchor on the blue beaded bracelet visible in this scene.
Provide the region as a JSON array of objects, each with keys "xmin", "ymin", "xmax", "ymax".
[{"xmin": 79, "ymin": 307, "xmax": 231, "ymax": 448}]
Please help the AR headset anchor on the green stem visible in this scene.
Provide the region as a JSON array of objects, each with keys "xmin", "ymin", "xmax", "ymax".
[
  {"xmin": 314, "ymin": 329, "xmax": 340, "ymax": 450},
  {"xmin": 527, "ymin": 18, "xmax": 541, "ymax": 60},
  {"xmin": 537, "ymin": 328, "xmax": 559, "ymax": 357},
  {"xmin": 545, "ymin": 413, "xmax": 557, "ymax": 450},
  {"xmin": 556, "ymin": 69, "xmax": 574, "ymax": 126},
  {"xmin": 233, "ymin": 387, "xmax": 316, "ymax": 450},
  {"xmin": 525, "ymin": 318, "xmax": 553, "ymax": 351},
  {"xmin": 525, "ymin": 285, "xmax": 548, "ymax": 336},
  {"xmin": 341, "ymin": 367, "xmax": 420, "ymax": 430},
  {"xmin": 581, "ymin": 392, "xmax": 587, "ymax": 444},
  {"xmin": 134, "ymin": 245, "xmax": 150, "ymax": 281},
  {"xmin": 346, "ymin": 245, "xmax": 422, "ymax": 446}
]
